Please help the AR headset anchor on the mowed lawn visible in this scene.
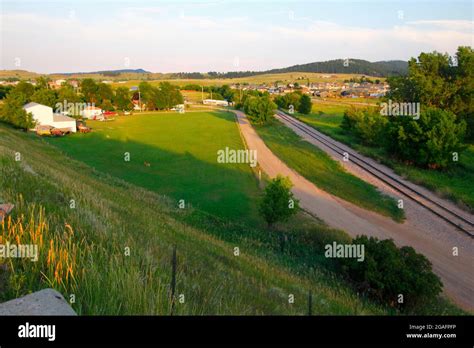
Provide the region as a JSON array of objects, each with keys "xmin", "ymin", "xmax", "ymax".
[
  {"xmin": 296, "ymin": 106, "xmax": 474, "ymax": 212},
  {"xmin": 45, "ymin": 111, "xmax": 262, "ymax": 223}
]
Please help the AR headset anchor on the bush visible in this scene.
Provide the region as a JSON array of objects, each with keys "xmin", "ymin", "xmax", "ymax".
[
  {"xmin": 342, "ymin": 107, "xmax": 387, "ymax": 146},
  {"xmin": 338, "ymin": 236, "xmax": 443, "ymax": 311},
  {"xmin": 0, "ymin": 92, "xmax": 34, "ymax": 130},
  {"xmin": 243, "ymin": 95, "xmax": 276, "ymax": 124},
  {"xmin": 259, "ymin": 175, "xmax": 299, "ymax": 227},
  {"xmin": 342, "ymin": 107, "xmax": 466, "ymax": 168},
  {"xmin": 388, "ymin": 107, "xmax": 466, "ymax": 168},
  {"xmin": 297, "ymin": 94, "xmax": 312, "ymax": 114}
]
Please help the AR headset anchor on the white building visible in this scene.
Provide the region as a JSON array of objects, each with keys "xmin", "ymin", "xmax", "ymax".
[
  {"xmin": 23, "ymin": 102, "xmax": 76, "ymax": 132},
  {"xmin": 81, "ymin": 106, "xmax": 103, "ymax": 119},
  {"xmin": 203, "ymin": 99, "xmax": 229, "ymax": 107}
]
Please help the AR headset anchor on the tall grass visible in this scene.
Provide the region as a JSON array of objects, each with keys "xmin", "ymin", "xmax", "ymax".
[{"xmin": 0, "ymin": 198, "xmax": 83, "ymax": 301}]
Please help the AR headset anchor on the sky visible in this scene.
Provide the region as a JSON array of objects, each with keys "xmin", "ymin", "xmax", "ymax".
[{"xmin": 1, "ymin": 0, "xmax": 473, "ymax": 73}]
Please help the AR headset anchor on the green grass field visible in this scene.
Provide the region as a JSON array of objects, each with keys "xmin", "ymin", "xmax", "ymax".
[
  {"xmin": 296, "ymin": 109, "xmax": 474, "ymax": 212},
  {"xmin": 45, "ymin": 111, "xmax": 262, "ymax": 225},
  {"xmin": 253, "ymin": 119, "xmax": 404, "ymax": 222}
]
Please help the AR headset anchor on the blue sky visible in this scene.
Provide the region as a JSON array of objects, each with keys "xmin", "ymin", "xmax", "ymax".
[{"xmin": 1, "ymin": 0, "xmax": 472, "ymax": 73}]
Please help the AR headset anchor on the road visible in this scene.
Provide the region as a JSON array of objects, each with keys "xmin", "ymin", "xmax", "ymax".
[{"xmin": 233, "ymin": 110, "xmax": 474, "ymax": 311}]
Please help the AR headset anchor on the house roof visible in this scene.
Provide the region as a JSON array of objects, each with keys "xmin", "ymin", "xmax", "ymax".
[
  {"xmin": 53, "ymin": 114, "xmax": 75, "ymax": 122},
  {"xmin": 24, "ymin": 102, "xmax": 51, "ymax": 109}
]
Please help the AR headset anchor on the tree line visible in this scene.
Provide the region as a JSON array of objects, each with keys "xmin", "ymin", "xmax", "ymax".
[
  {"xmin": 341, "ymin": 46, "xmax": 473, "ymax": 169},
  {"xmin": 0, "ymin": 78, "xmax": 184, "ymax": 129},
  {"xmin": 136, "ymin": 81, "xmax": 183, "ymax": 111}
]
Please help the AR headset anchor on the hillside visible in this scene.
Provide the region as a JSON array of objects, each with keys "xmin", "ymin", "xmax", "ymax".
[
  {"xmin": 0, "ymin": 59, "xmax": 406, "ymax": 81},
  {"xmin": 265, "ymin": 59, "xmax": 408, "ymax": 77},
  {"xmin": 0, "ymin": 124, "xmax": 388, "ymax": 315},
  {"xmin": 54, "ymin": 68, "xmax": 152, "ymax": 76}
]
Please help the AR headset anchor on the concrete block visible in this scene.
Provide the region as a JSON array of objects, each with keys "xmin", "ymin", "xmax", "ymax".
[{"xmin": 0, "ymin": 288, "xmax": 76, "ymax": 315}]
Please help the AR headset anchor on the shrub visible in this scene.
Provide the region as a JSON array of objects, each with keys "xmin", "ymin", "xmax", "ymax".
[
  {"xmin": 388, "ymin": 107, "xmax": 466, "ymax": 168},
  {"xmin": 274, "ymin": 92, "xmax": 303, "ymax": 112},
  {"xmin": 297, "ymin": 95, "xmax": 312, "ymax": 114},
  {"xmin": 259, "ymin": 175, "xmax": 299, "ymax": 227},
  {"xmin": 338, "ymin": 236, "xmax": 443, "ymax": 311},
  {"xmin": 244, "ymin": 95, "xmax": 276, "ymax": 124},
  {"xmin": 0, "ymin": 92, "xmax": 34, "ymax": 130},
  {"xmin": 342, "ymin": 107, "xmax": 387, "ymax": 146},
  {"xmin": 341, "ymin": 106, "xmax": 365, "ymax": 130}
]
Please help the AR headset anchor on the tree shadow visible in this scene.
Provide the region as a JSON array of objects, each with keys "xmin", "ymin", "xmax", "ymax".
[{"xmin": 46, "ymin": 132, "xmax": 262, "ymax": 225}]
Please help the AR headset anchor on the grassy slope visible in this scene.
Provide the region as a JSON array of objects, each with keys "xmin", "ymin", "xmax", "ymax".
[
  {"xmin": 253, "ymin": 119, "xmax": 404, "ymax": 222},
  {"xmin": 45, "ymin": 111, "xmax": 261, "ymax": 225},
  {"xmin": 296, "ymin": 103, "xmax": 474, "ymax": 212},
  {"xmin": 0, "ymin": 124, "xmax": 397, "ymax": 315}
]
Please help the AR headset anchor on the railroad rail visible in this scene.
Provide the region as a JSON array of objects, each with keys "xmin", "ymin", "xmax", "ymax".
[{"xmin": 276, "ymin": 110, "xmax": 474, "ymax": 238}]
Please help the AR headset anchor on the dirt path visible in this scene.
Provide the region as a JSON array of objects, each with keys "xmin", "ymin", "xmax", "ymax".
[{"xmin": 233, "ymin": 110, "xmax": 474, "ymax": 311}]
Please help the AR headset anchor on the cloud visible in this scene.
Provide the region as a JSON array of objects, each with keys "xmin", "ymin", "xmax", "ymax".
[
  {"xmin": 1, "ymin": 8, "xmax": 472, "ymax": 73},
  {"xmin": 406, "ymin": 19, "xmax": 474, "ymax": 32},
  {"xmin": 269, "ymin": 19, "xmax": 472, "ymax": 59}
]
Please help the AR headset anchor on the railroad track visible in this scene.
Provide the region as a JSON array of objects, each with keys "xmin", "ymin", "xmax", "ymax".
[{"xmin": 276, "ymin": 110, "xmax": 474, "ymax": 238}]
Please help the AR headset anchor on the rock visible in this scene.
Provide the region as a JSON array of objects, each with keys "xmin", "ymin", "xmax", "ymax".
[
  {"xmin": 0, "ymin": 288, "xmax": 76, "ymax": 316},
  {"xmin": 0, "ymin": 203, "xmax": 14, "ymax": 222}
]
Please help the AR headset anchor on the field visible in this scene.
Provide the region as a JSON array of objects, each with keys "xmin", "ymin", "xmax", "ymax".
[
  {"xmin": 295, "ymin": 107, "xmax": 474, "ymax": 212},
  {"xmin": 108, "ymin": 72, "xmax": 384, "ymax": 89},
  {"xmin": 45, "ymin": 111, "xmax": 262, "ymax": 225},
  {"xmin": 253, "ymin": 119, "xmax": 404, "ymax": 221},
  {"xmin": 181, "ymin": 90, "xmax": 208, "ymax": 103}
]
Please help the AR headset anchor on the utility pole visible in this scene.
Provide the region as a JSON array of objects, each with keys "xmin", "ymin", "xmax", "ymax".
[
  {"xmin": 138, "ymin": 89, "xmax": 142, "ymax": 112},
  {"xmin": 201, "ymin": 85, "xmax": 204, "ymax": 102}
]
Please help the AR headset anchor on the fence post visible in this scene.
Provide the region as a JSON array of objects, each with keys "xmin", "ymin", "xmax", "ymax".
[
  {"xmin": 170, "ymin": 245, "xmax": 177, "ymax": 315},
  {"xmin": 308, "ymin": 290, "xmax": 312, "ymax": 316}
]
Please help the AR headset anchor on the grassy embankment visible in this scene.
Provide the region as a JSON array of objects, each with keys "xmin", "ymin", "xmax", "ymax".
[{"xmin": 295, "ymin": 102, "xmax": 474, "ymax": 212}]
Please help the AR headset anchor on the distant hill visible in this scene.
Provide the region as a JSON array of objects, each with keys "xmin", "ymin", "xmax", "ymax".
[
  {"xmin": 174, "ymin": 59, "xmax": 408, "ymax": 79},
  {"xmin": 56, "ymin": 68, "xmax": 152, "ymax": 76},
  {"xmin": 0, "ymin": 59, "xmax": 407, "ymax": 81},
  {"xmin": 260, "ymin": 59, "xmax": 408, "ymax": 77}
]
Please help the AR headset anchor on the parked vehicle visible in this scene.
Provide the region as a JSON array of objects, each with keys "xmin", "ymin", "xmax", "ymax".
[
  {"xmin": 50, "ymin": 128, "xmax": 64, "ymax": 137},
  {"xmin": 76, "ymin": 121, "xmax": 92, "ymax": 133},
  {"xmin": 103, "ymin": 111, "xmax": 117, "ymax": 118},
  {"xmin": 36, "ymin": 125, "xmax": 52, "ymax": 136}
]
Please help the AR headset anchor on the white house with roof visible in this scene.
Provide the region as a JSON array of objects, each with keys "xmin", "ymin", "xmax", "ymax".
[
  {"xmin": 81, "ymin": 106, "xmax": 103, "ymax": 119},
  {"xmin": 23, "ymin": 102, "xmax": 77, "ymax": 132},
  {"xmin": 203, "ymin": 99, "xmax": 229, "ymax": 107}
]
